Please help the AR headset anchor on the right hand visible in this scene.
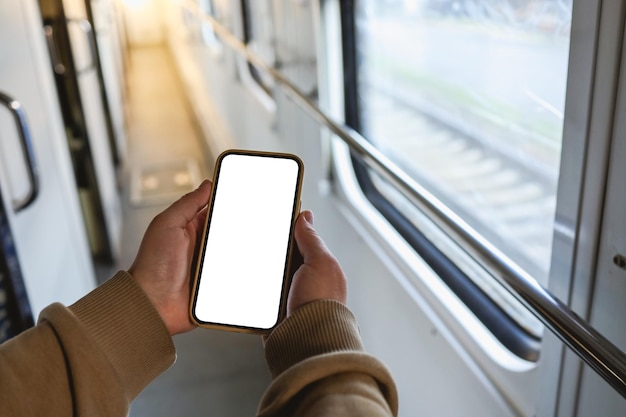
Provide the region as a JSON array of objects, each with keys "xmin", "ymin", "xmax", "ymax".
[
  {"xmin": 286, "ymin": 210, "xmax": 347, "ymax": 317},
  {"xmin": 128, "ymin": 179, "xmax": 212, "ymax": 335}
]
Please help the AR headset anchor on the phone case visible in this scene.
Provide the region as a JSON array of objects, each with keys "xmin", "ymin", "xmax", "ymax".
[{"xmin": 189, "ymin": 149, "xmax": 304, "ymax": 334}]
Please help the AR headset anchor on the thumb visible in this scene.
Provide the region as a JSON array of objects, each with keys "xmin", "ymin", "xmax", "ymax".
[
  {"xmin": 286, "ymin": 210, "xmax": 347, "ymax": 316},
  {"xmin": 294, "ymin": 210, "xmax": 331, "ymax": 264},
  {"xmin": 164, "ymin": 179, "xmax": 212, "ymax": 226}
]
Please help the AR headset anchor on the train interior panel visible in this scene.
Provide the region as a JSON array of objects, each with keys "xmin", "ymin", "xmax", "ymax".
[{"xmin": 0, "ymin": 0, "xmax": 624, "ymax": 416}]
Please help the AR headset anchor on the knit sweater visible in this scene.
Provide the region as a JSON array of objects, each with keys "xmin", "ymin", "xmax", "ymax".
[{"xmin": 0, "ymin": 271, "xmax": 398, "ymax": 416}]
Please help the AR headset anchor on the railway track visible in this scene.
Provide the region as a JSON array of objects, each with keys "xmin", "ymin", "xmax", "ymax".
[{"xmin": 362, "ymin": 88, "xmax": 558, "ymax": 280}]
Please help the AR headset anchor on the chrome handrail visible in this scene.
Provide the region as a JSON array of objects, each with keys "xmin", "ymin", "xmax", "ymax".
[{"xmin": 181, "ymin": 0, "xmax": 626, "ymax": 397}]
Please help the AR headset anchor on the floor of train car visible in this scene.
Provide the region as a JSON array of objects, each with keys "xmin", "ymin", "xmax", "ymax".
[{"xmin": 96, "ymin": 45, "xmax": 271, "ymax": 416}]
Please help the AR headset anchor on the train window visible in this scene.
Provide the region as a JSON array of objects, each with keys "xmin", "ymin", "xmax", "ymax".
[
  {"xmin": 197, "ymin": 0, "xmax": 222, "ymax": 50},
  {"xmin": 240, "ymin": 0, "xmax": 276, "ymax": 96},
  {"xmin": 340, "ymin": 0, "xmax": 573, "ymax": 358},
  {"xmin": 272, "ymin": 0, "xmax": 318, "ymax": 97}
]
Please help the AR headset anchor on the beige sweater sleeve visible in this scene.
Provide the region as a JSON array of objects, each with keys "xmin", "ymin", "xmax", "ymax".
[
  {"xmin": 259, "ymin": 300, "xmax": 399, "ymax": 416},
  {"xmin": 0, "ymin": 271, "xmax": 175, "ymax": 417},
  {"xmin": 0, "ymin": 273, "xmax": 398, "ymax": 417}
]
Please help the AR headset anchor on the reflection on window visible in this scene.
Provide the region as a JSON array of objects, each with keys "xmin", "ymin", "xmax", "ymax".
[
  {"xmin": 241, "ymin": 0, "xmax": 276, "ymax": 94},
  {"xmin": 354, "ymin": 0, "xmax": 572, "ymax": 283}
]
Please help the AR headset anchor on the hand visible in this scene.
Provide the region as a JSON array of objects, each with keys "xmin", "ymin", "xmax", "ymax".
[
  {"xmin": 286, "ymin": 210, "xmax": 347, "ymax": 316},
  {"xmin": 128, "ymin": 179, "xmax": 212, "ymax": 335}
]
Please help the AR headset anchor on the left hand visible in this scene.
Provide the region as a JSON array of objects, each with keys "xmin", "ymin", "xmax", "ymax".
[{"xmin": 128, "ymin": 179, "xmax": 212, "ymax": 335}]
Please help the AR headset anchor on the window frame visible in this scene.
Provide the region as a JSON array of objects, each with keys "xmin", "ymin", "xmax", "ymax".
[{"xmin": 333, "ymin": 0, "xmax": 578, "ymax": 361}]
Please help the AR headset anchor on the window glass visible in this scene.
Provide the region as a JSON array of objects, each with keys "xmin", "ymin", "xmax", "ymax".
[
  {"xmin": 354, "ymin": 0, "xmax": 572, "ymax": 283},
  {"xmin": 241, "ymin": 0, "xmax": 276, "ymax": 93}
]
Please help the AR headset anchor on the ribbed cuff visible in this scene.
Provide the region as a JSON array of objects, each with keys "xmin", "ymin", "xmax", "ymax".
[
  {"xmin": 69, "ymin": 271, "xmax": 176, "ymax": 399},
  {"xmin": 264, "ymin": 300, "xmax": 364, "ymax": 378}
]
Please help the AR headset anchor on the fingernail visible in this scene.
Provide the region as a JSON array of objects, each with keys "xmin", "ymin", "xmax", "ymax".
[
  {"xmin": 199, "ymin": 179, "xmax": 210, "ymax": 188},
  {"xmin": 303, "ymin": 210, "xmax": 314, "ymax": 224}
]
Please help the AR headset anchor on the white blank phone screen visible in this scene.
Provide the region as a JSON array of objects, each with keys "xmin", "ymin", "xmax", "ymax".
[{"xmin": 194, "ymin": 153, "xmax": 300, "ymax": 329}]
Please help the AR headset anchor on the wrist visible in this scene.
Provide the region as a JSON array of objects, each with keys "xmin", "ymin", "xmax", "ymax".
[{"xmin": 264, "ymin": 299, "xmax": 364, "ymax": 377}]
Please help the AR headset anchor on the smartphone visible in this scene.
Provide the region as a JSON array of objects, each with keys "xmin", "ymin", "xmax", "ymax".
[{"xmin": 190, "ymin": 149, "xmax": 304, "ymax": 333}]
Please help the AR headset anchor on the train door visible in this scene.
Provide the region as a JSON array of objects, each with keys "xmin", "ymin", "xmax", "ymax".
[
  {"xmin": 39, "ymin": 0, "xmax": 123, "ymax": 262},
  {"xmin": 0, "ymin": 0, "xmax": 95, "ymax": 317}
]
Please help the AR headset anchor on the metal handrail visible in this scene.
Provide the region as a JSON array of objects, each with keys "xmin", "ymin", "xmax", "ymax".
[
  {"xmin": 181, "ymin": 1, "xmax": 626, "ymax": 397},
  {"xmin": 0, "ymin": 92, "xmax": 40, "ymax": 213}
]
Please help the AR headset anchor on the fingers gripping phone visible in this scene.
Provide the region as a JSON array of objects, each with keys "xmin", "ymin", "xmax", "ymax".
[{"xmin": 190, "ymin": 149, "xmax": 304, "ymax": 334}]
